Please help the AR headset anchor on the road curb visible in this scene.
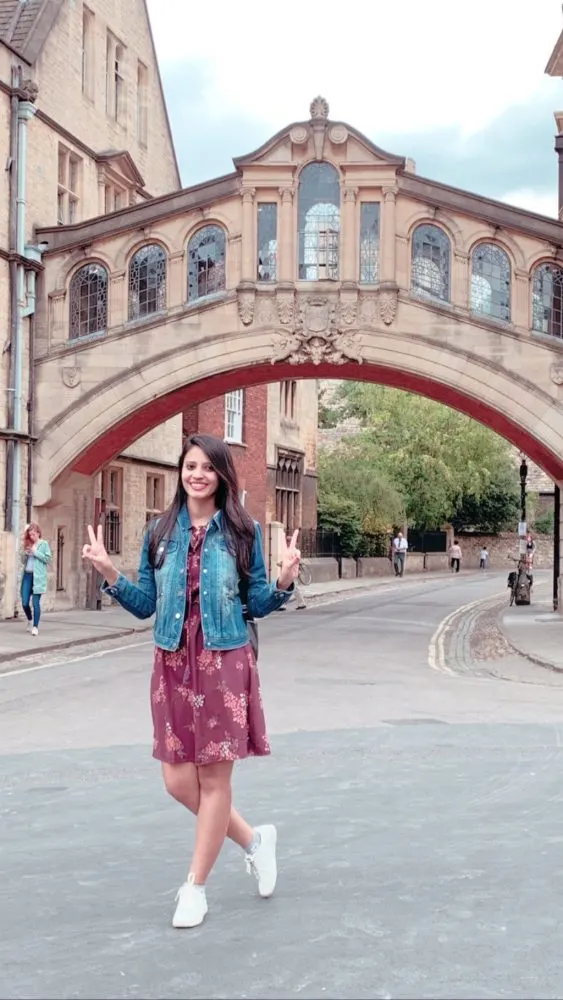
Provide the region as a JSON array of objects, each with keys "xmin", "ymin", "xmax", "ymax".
[
  {"xmin": 496, "ymin": 606, "xmax": 563, "ymax": 675},
  {"xmin": 0, "ymin": 625, "xmax": 153, "ymax": 667}
]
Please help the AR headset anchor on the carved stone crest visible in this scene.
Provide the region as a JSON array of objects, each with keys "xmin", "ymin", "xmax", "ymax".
[
  {"xmin": 359, "ymin": 294, "xmax": 378, "ymax": 326},
  {"xmin": 236, "ymin": 285, "xmax": 255, "ymax": 326},
  {"xmin": 550, "ymin": 361, "xmax": 563, "ymax": 386},
  {"xmin": 255, "ymin": 295, "xmax": 275, "ymax": 326},
  {"xmin": 62, "ymin": 367, "xmax": 81, "ymax": 389},
  {"xmin": 273, "ymin": 293, "xmax": 362, "ymax": 366}
]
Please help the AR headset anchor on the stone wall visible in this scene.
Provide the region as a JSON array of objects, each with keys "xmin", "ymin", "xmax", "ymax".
[{"xmin": 456, "ymin": 532, "xmax": 553, "ymax": 569}]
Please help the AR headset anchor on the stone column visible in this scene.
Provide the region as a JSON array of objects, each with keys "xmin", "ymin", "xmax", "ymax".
[
  {"xmin": 341, "ymin": 186, "xmax": 358, "ymax": 282},
  {"xmin": 278, "ymin": 187, "xmax": 295, "ymax": 283},
  {"xmin": 168, "ymin": 250, "xmax": 185, "ymax": 308},
  {"xmin": 240, "ymin": 187, "xmax": 256, "ymax": 282},
  {"xmin": 513, "ymin": 269, "xmax": 530, "ymax": 329},
  {"xmin": 109, "ymin": 270, "xmax": 126, "ymax": 328},
  {"xmin": 453, "ymin": 250, "xmax": 469, "ymax": 309},
  {"xmin": 380, "ymin": 186, "xmax": 398, "ymax": 285},
  {"xmin": 97, "ymin": 167, "xmax": 106, "ymax": 216},
  {"xmin": 49, "ymin": 288, "xmax": 67, "ymax": 346}
]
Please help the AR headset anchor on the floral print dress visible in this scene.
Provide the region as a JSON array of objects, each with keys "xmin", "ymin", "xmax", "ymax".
[{"xmin": 150, "ymin": 525, "xmax": 270, "ymax": 766}]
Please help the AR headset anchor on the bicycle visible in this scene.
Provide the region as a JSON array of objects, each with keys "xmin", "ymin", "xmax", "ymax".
[
  {"xmin": 297, "ymin": 559, "xmax": 312, "ymax": 587},
  {"xmin": 507, "ymin": 555, "xmax": 532, "ymax": 607}
]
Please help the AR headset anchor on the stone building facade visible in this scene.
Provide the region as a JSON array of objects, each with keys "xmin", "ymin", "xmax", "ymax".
[{"xmin": 0, "ymin": 0, "xmax": 317, "ymax": 616}]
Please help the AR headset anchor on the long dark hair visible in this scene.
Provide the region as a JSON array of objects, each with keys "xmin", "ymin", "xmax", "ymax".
[{"xmin": 148, "ymin": 433, "xmax": 255, "ymax": 577}]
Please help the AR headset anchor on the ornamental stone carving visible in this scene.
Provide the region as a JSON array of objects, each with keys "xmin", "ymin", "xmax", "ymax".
[
  {"xmin": 289, "ymin": 126, "xmax": 309, "ymax": 144},
  {"xmin": 550, "ymin": 362, "xmax": 563, "ymax": 386},
  {"xmin": 329, "ymin": 124, "xmax": 348, "ymax": 145},
  {"xmin": 236, "ymin": 285, "xmax": 255, "ymax": 326},
  {"xmin": 276, "ymin": 287, "xmax": 295, "ymax": 326},
  {"xmin": 309, "ymin": 96, "xmax": 329, "ymax": 120},
  {"xmin": 378, "ymin": 285, "xmax": 399, "ymax": 326},
  {"xmin": 62, "ymin": 367, "xmax": 81, "ymax": 388},
  {"xmin": 272, "ymin": 293, "xmax": 363, "ymax": 366}
]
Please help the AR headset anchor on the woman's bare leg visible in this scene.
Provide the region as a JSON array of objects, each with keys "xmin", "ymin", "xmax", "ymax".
[
  {"xmin": 162, "ymin": 761, "xmax": 254, "ymax": 851},
  {"xmin": 187, "ymin": 761, "xmax": 234, "ymax": 884}
]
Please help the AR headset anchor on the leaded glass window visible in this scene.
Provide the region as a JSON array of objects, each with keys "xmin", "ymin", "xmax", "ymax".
[
  {"xmin": 69, "ymin": 263, "xmax": 108, "ymax": 339},
  {"xmin": 411, "ymin": 224, "xmax": 450, "ymax": 301},
  {"xmin": 359, "ymin": 203, "xmax": 380, "ymax": 283},
  {"xmin": 470, "ymin": 243, "xmax": 511, "ymax": 322},
  {"xmin": 257, "ymin": 203, "xmax": 277, "ymax": 282},
  {"xmin": 298, "ymin": 162, "xmax": 340, "ymax": 280},
  {"xmin": 532, "ymin": 263, "xmax": 563, "ymax": 338},
  {"xmin": 128, "ymin": 244, "xmax": 166, "ymax": 320},
  {"xmin": 187, "ymin": 225, "xmax": 226, "ymax": 302}
]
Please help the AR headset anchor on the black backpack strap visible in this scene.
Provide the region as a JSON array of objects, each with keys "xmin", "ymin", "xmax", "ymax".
[{"xmin": 239, "ymin": 576, "xmax": 255, "ymax": 623}]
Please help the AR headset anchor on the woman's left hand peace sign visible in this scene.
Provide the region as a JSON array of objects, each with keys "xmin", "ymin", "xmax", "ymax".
[{"xmin": 277, "ymin": 529, "xmax": 301, "ymax": 590}]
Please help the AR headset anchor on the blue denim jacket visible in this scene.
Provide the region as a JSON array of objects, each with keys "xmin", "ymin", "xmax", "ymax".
[{"xmin": 102, "ymin": 507, "xmax": 292, "ymax": 651}]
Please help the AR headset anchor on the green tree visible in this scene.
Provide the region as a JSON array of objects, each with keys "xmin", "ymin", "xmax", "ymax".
[
  {"xmin": 321, "ymin": 383, "xmax": 519, "ymax": 531},
  {"xmin": 451, "ymin": 467, "xmax": 519, "ymax": 533}
]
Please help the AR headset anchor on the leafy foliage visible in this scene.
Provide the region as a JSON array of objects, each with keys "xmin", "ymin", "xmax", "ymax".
[{"xmin": 319, "ymin": 382, "xmax": 520, "ymax": 534}]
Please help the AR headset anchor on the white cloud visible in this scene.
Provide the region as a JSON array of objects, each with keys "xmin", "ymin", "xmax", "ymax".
[
  {"xmin": 148, "ymin": 0, "xmax": 563, "ymax": 138},
  {"xmin": 501, "ymin": 188, "xmax": 558, "ymax": 217}
]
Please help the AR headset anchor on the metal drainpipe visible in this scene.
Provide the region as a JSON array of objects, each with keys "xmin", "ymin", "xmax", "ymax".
[
  {"xmin": 554, "ymin": 134, "xmax": 563, "ymax": 611},
  {"xmin": 10, "ymin": 99, "xmax": 37, "ymax": 571},
  {"xmin": 4, "ymin": 67, "xmax": 20, "ymax": 532}
]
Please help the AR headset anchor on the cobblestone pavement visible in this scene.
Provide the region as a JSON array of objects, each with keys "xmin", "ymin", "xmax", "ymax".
[{"xmin": 4, "ymin": 573, "xmax": 563, "ymax": 1000}]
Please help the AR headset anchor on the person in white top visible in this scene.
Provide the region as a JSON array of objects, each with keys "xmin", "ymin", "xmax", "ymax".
[
  {"xmin": 392, "ymin": 531, "xmax": 408, "ymax": 577},
  {"xmin": 449, "ymin": 539, "xmax": 462, "ymax": 573}
]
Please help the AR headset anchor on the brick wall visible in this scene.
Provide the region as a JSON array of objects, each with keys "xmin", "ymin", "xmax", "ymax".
[{"xmin": 182, "ymin": 386, "xmax": 268, "ymax": 528}]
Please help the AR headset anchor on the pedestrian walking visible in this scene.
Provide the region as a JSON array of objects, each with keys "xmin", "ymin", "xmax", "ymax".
[
  {"xmin": 449, "ymin": 539, "xmax": 462, "ymax": 573},
  {"xmin": 81, "ymin": 434, "xmax": 300, "ymax": 929},
  {"xmin": 392, "ymin": 531, "xmax": 408, "ymax": 577},
  {"xmin": 525, "ymin": 533, "xmax": 536, "ymax": 572},
  {"xmin": 479, "ymin": 546, "xmax": 488, "ymax": 570},
  {"xmin": 20, "ymin": 521, "xmax": 52, "ymax": 635}
]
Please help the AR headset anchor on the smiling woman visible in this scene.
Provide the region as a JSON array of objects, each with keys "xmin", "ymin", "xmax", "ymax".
[{"xmin": 81, "ymin": 433, "xmax": 301, "ymax": 930}]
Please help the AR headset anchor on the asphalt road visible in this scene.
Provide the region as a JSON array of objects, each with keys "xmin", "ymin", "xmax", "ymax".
[{"xmin": 2, "ymin": 571, "xmax": 563, "ymax": 1000}]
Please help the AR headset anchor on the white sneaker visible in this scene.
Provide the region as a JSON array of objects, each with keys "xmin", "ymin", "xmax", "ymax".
[
  {"xmin": 26, "ymin": 623, "xmax": 32, "ymax": 633},
  {"xmin": 245, "ymin": 824, "xmax": 277, "ymax": 898},
  {"xmin": 31, "ymin": 627, "xmax": 38, "ymax": 636},
  {"xmin": 172, "ymin": 873, "xmax": 208, "ymax": 928}
]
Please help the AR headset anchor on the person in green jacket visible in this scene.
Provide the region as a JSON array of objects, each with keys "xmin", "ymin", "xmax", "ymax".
[{"xmin": 21, "ymin": 522, "xmax": 52, "ymax": 635}]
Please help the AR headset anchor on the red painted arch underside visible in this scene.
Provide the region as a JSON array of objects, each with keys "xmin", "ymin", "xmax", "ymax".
[{"xmin": 70, "ymin": 361, "xmax": 563, "ymax": 482}]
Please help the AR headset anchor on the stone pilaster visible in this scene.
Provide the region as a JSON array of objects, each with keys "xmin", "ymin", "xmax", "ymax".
[
  {"xmin": 341, "ymin": 186, "xmax": 358, "ymax": 282},
  {"xmin": 240, "ymin": 186, "xmax": 256, "ymax": 282},
  {"xmin": 278, "ymin": 187, "xmax": 295, "ymax": 282},
  {"xmin": 380, "ymin": 185, "xmax": 398, "ymax": 285}
]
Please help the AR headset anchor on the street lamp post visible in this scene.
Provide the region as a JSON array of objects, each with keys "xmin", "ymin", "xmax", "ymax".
[
  {"xmin": 519, "ymin": 456, "xmax": 528, "ymax": 524},
  {"xmin": 519, "ymin": 456, "xmax": 528, "ymax": 559}
]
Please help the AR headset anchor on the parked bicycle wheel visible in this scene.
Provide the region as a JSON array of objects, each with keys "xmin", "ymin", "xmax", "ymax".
[{"xmin": 298, "ymin": 561, "xmax": 312, "ymax": 586}]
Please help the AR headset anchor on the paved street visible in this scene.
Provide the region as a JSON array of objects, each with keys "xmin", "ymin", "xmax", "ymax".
[{"xmin": 3, "ymin": 571, "xmax": 563, "ymax": 1000}]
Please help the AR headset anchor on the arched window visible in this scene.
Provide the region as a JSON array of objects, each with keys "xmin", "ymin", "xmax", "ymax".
[
  {"xmin": 411, "ymin": 224, "xmax": 450, "ymax": 301},
  {"xmin": 298, "ymin": 162, "xmax": 340, "ymax": 280},
  {"xmin": 470, "ymin": 243, "xmax": 511, "ymax": 322},
  {"xmin": 532, "ymin": 263, "xmax": 563, "ymax": 338},
  {"xmin": 187, "ymin": 225, "xmax": 226, "ymax": 302},
  {"xmin": 69, "ymin": 263, "xmax": 108, "ymax": 339},
  {"xmin": 128, "ymin": 244, "xmax": 167, "ymax": 320}
]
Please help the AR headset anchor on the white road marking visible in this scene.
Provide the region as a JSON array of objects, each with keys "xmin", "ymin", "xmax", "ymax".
[
  {"xmin": 0, "ymin": 640, "xmax": 153, "ymax": 679},
  {"xmin": 428, "ymin": 593, "xmax": 505, "ymax": 674}
]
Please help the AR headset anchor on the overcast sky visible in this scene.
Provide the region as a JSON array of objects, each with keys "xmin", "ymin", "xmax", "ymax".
[{"xmin": 147, "ymin": 0, "xmax": 563, "ymax": 217}]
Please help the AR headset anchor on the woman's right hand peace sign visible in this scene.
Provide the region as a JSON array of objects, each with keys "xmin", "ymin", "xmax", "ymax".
[{"xmin": 82, "ymin": 524, "xmax": 113, "ymax": 578}]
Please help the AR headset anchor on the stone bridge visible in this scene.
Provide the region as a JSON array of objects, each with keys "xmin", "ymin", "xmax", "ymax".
[{"xmin": 32, "ymin": 97, "xmax": 563, "ymax": 574}]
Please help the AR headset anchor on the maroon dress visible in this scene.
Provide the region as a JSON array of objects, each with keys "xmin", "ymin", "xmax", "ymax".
[{"xmin": 150, "ymin": 525, "xmax": 270, "ymax": 766}]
